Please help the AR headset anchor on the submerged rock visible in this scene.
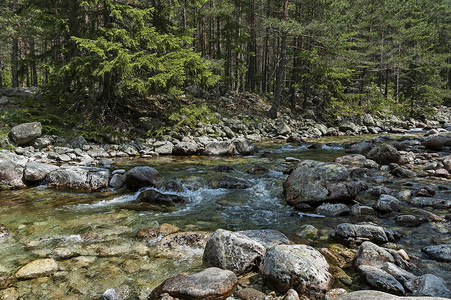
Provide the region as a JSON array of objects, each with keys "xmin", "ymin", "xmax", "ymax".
[
  {"xmin": 209, "ymin": 176, "xmax": 250, "ymax": 189},
  {"xmin": 284, "ymin": 160, "xmax": 365, "ymax": 206},
  {"xmin": 151, "ymin": 267, "xmax": 237, "ymax": 299},
  {"xmin": 137, "ymin": 189, "xmax": 187, "ymax": 206},
  {"xmin": 157, "ymin": 231, "xmax": 210, "ymax": 257},
  {"xmin": 261, "ymin": 244, "xmax": 334, "ymax": 298},
  {"xmin": 101, "ymin": 285, "xmax": 130, "ymax": 300},
  {"xmin": 15, "ymin": 258, "xmax": 58, "ymax": 280},
  {"xmin": 0, "ymin": 224, "xmax": 12, "ymax": 243}
]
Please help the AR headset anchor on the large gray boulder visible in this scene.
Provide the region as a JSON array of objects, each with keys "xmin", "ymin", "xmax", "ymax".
[
  {"xmin": 358, "ymin": 265, "xmax": 405, "ymax": 295},
  {"xmin": 23, "ymin": 161, "xmax": 58, "ymax": 182},
  {"xmin": 203, "ymin": 141, "xmax": 235, "ymax": 156},
  {"xmin": 422, "ymin": 244, "xmax": 451, "ymax": 262},
  {"xmin": 373, "ymin": 194, "xmax": 401, "ymax": 214},
  {"xmin": 411, "ymin": 274, "xmax": 451, "ymax": 298},
  {"xmin": 335, "ymin": 290, "xmax": 450, "ymax": 300},
  {"xmin": 284, "ymin": 160, "xmax": 365, "ymax": 206},
  {"xmin": 353, "ymin": 242, "xmax": 409, "ymax": 270},
  {"xmin": 422, "ymin": 133, "xmax": 451, "ymax": 151},
  {"xmin": 173, "ymin": 141, "xmax": 200, "ymax": 155},
  {"xmin": 8, "ymin": 122, "xmax": 42, "ymax": 145},
  {"xmin": 366, "ymin": 144, "xmax": 403, "ymax": 165},
  {"xmin": 335, "ymin": 154, "xmax": 379, "ymax": 169},
  {"xmin": 203, "ymin": 229, "xmax": 289, "ymax": 275},
  {"xmin": 408, "ymin": 197, "xmax": 451, "ymax": 209},
  {"xmin": 261, "ymin": 244, "xmax": 334, "ymax": 298},
  {"xmin": 0, "ymin": 150, "xmax": 28, "ymax": 189},
  {"xmin": 233, "ymin": 138, "xmax": 258, "ymax": 156},
  {"xmin": 151, "ymin": 267, "xmax": 237, "ymax": 299},
  {"xmin": 123, "ymin": 166, "xmax": 161, "ymax": 189},
  {"xmin": 154, "ymin": 141, "xmax": 174, "ymax": 155},
  {"xmin": 47, "ymin": 166, "xmax": 109, "ymax": 192},
  {"xmin": 345, "ymin": 141, "xmax": 374, "ymax": 155},
  {"xmin": 332, "ymin": 223, "xmax": 398, "ymax": 245}
]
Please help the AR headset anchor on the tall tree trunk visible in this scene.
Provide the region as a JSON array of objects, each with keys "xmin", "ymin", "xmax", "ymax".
[
  {"xmin": 290, "ymin": 2, "xmax": 301, "ymax": 110},
  {"xmin": 30, "ymin": 37, "xmax": 38, "ymax": 86},
  {"xmin": 0, "ymin": 50, "xmax": 3, "ymax": 88},
  {"xmin": 262, "ymin": 0, "xmax": 271, "ymax": 93},
  {"xmin": 269, "ymin": 0, "xmax": 289, "ymax": 119},
  {"xmin": 11, "ymin": 0, "xmax": 19, "ymax": 88},
  {"xmin": 246, "ymin": 0, "xmax": 256, "ymax": 92},
  {"xmin": 11, "ymin": 37, "xmax": 19, "ymax": 88},
  {"xmin": 102, "ymin": 0, "xmax": 112, "ymax": 105}
]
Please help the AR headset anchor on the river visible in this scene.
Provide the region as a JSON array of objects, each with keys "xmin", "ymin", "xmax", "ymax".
[{"xmin": 0, "ymin": 140, "xmax": 450, "ymax": 299}]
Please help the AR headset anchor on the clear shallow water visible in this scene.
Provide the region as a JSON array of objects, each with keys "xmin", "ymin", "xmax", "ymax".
[{"xmin": 0, "ymin": 142, "xmax": 450, "ymax": 298}]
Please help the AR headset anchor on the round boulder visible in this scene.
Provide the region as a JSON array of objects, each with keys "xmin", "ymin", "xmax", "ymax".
[
  {"xmin": 123, "ymin": 166, "xmax": 161, "ymax": 189},
  {"xmin": 284, "ymin": 160, "xmax": 365, "ymax": 206},
  {"xmin": 0, "ymin": 150, "xmax": 28, "ymax": 189},
  {"xmin": 373, "ymin": 194, "xmax": 401, "ymax": 214},
  {"xmin": 8, "ymin": 122, "xmax": 42, "ymax": 145},
  {"xmin": 151, "ymin": 267, "xmax": 237, "ymax": 299},
  {"xmin": 261, "ymin": 244, "xmax": 333, "ymax": 298},
  {"xmin": 203, "ymin": 229, "xmax": 267, "ymax": 275},
  {"xmin": 422, "ymin": 244, "xmax": 451, "ymax": 262},
  {"xmin": 366, "ymin": 144, "xmax": 402, "ymax": 165}
]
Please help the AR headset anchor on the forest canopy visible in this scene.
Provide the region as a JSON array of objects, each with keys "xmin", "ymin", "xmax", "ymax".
[{"xmin": 0, "ymin": 0, "xmax": 450, "ymax": 119}]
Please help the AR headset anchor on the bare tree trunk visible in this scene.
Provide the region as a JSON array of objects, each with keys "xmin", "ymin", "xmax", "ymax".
[
  {"xmin": 11, "ymin": 0, "xmax": 19, "ymax": 88},
  {"xmin": 11, "ymin": 37, "xmax": 19, "ymax": 88},
  {"xmin": 246, "ymin": 0, "xmax": 256, "ymax": 92},
  {"xmin": 262, "ymin": 0, "xmax": 271, "ymax": 93},
  {"xmin": 0, "ymin": 50, "xmax": 3, "ymax": 88},
  {"xmin": 269, "ymin": 0, "xmax": 288, "ymax": 119},
  {"xmin": 30, "ymin": 37, "xmax": 38, "ymax": 86}
]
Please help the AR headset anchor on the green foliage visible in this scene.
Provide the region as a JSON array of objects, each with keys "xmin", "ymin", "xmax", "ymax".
[
  {"xmin": 0, "ymin": 95, "xmax": 119, "ymax": 143},
  {"xmin": 59, "ymin": 0, "xmax": 219, "ymax": 103},
  {"xmin": 147, "ymin": 103, "xmax": 219, "ymax": 137},
  {"xmin": 169, "ymin": 103, "xmax": 219, "ymax": 128}
]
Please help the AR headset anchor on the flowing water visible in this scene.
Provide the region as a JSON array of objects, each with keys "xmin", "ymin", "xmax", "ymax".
[{"xmin": 0, "ymin": 141, "xmax": 450, "ymax": 299}]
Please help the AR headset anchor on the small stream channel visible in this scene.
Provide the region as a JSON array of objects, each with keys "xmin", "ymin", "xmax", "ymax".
[{"xmin": 1, "ymin": 138, "xmax": 450, "ymax": 299}]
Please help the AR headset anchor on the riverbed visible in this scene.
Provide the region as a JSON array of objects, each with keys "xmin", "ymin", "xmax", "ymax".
[{"xmin": 1, "ymin": 140, "xmax": 450, "ymax": 299}]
